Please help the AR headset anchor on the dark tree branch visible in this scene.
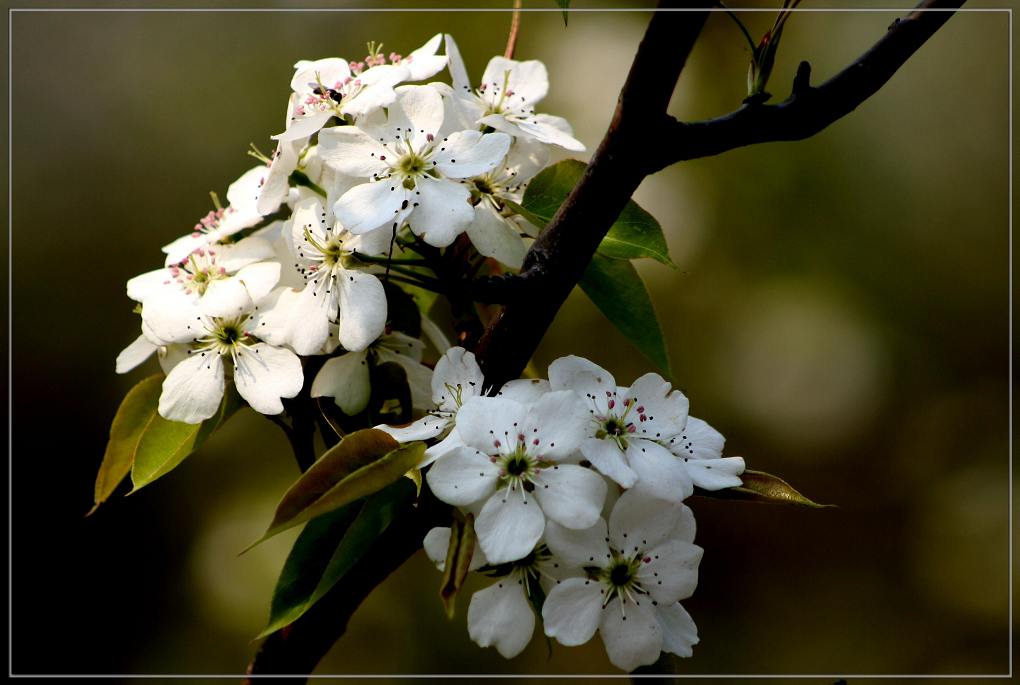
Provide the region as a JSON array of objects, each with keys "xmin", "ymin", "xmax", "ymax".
[
  {"xmin": 474, "ymin": 1, "xmax": 710, "ymax": 389},
  {"xmin": 646, "ymin": 0, "xmax": 966, "ymax": 172},
  {"xmin": 474, "ymin": 0, "xmax": 964, "ymax": 391}
]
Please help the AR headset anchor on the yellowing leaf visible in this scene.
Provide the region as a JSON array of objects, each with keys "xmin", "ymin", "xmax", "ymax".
[{"xmin": 695, "ymin": 469, "xmax": 833, "ymax": 508}]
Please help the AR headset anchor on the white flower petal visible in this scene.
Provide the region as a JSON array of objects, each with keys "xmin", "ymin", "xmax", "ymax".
[
  {"xmin": 687, "ymin": 456, "xmax": 745, "ymax": 491},
  {"xmin": 126, "ymin": 268, "xmax": 169, "ymax": 303},
  {"xmin": 404, "ymin": 33, "xmax": 448, "ymax": 82},
  {"xmin": 161, "ymin": 233, "xmax": 209, "ymax": 267},
  {"xmin": 234, "ymin": 261, "xmax": 282, "ymax": 304},
  {"xmin": 377, "ymin": 348, "xmax": 433, "ymax": 411},
  {"xmin": 141, "ymin": 293, "xmax": 203, "ymax": 345},
  {"xmin": 422, "ymin": 427, "xmax": 463, "ymax": 467},
  {"xmin": 525, "ymin": 390, "xmax": 590, "ymax": 460},
  {"xmin": 467, "ymin": 581, "xmax": 535, "ymax": 659},
  {"xmin": 158, "ymin": 351, "xmax": 225, "ymax": 424},
  {"xmin": 335, "ymin": 180, "xmax": 410, "ymax": 236},
  {"xmin": 658, "ymin": 603, "xmax": 699, "ymax": 659},
  {"xmin": 406, "ymin": 178, "xmax": 473, "ymax": 248},
  {"xmin": 542, "ymin": 577, "xmax": 604, "ymax": 647},
  {"xmin": 480, "ymin": 57, "xmax": 549, "ymax": 107},
  {"xmin": 533, "ymin": 464, "xmax": 607, "ymax": 530},
  {"xmin": 432, "ymin": 130, "xmax": 511, "ymax": 179},
  {"xmin": 628, "ymin": 441, "xmax": 693, "ymax": 504},
  {"xmin": 608, "ymin": 488, "xmax": 684, "ymax": 554},
  {"xmin": 548, "ymin": 355, "xmax": 616, "ymax": 415},
  {"xmin": 599, "ymin": 597, "xmax": 662, "ymax": 672},
  {"xmin": 225, "ymin": 166, "xmax": 269, "ymax": 211},
  {"xmin": 475, "ymin": 489, "xmax": 545, "ymax": 564},
  {"xmin": 376, "ymin": 414, "xmax": 448, "ymax": 444},
  {"xmin": 495, "ymin": 378, "xmax": 550, "ymax": 405},
  {"xmin": 389, "ymin": 85, "xmax": 445, "ymax": 149},
  {"xmin": 311, "ymin": 351, "xmax": 371, "ymax": 416},
  {"xmin": 625, "ymin": 373, "xmax": 689, "ymax": 440},
  {"xmin": 157, "ymin": 343, "xmax": 189, "ymax": 374},
  {"xmin": 289, "ymin": 198, "xmax": 329, "ymax": 259},
  {"xmin": 423, "ymin": 526, "xmax": 452, "ymax": 569},
  {"xmin": 317, "ymin": 126, "xmax": 390, "ymax": 178},
  {"xmin": 431, "ymin": 346, "xmax": 484, "ymax": 410},
  {"xmin": 580, "ymin": 437, "xmax": 637, "ymax": 489},
  {"xmin": 288, "ymin": 283, "xmax": 332, "ymax": 355},
  {"xmin": 505, "ymin": 112, "xmax": 586, "ymax": 151},
  {"xmin": 426, "ymin": 445, "xmax": 499, "ymax": 507},
  {"xmin": 670, "ymin": 415, "xmax": 724, "ymax": 460},
  {"xmin": 639, "ymin": 540, "xmax": 702, "ymax": 604},
  {"xmin": 290, "ymin": 58, "xmax": 351, "ymax": 93},
  {"xmin": 200, "ymin": 277, "xmax": 253, "ymax": 318},
  {"xmin": 443, "ymin": 34, "xmax": 472, "ymax": 95},
  {"xmin": 341, "ymin": 80, "xmax": 400, "ymax": 119},
  {"xmin": 233, "ymin": 343, "xmax": 304, "ymax": 416},
  {"xmin": 543, "ymin": 519, "xmax": 611, "ymax": 570},
  {"xmin": 336, "ymin": 269, "xmax": 387, "ymax": 352},
  {"xmin": 116, "ymin": 334, "xmax": 157, "ymax": 374},
  {"xmin": 453, "ymin": 396, "xmax": 529, "ymax": 454},
  {"xmin": 465, "ymin": 204, "xmax": 527, "ymax": 269},
  {"xmin": 214, "ymin": 236, "xmax": 276, "ymax": 272}
]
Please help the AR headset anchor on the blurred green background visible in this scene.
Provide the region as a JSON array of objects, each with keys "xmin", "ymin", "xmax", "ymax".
[{"xmin": 10, "ymin": 0, "xmax": 1011, "ymax": 677}]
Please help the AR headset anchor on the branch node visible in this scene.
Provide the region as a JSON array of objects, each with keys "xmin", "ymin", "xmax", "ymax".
[{"xmin": 792, "ymin": 60, "xmax": 813, "ymax": 96}]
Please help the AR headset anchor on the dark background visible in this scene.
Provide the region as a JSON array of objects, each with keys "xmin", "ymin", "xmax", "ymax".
[{"xmin": 9, "ymin": 0, "xmax": 1011, "ymax": 677}]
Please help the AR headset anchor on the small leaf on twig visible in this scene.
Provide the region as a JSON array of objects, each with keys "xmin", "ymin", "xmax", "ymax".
[
  {"xmin": 440, "ymin": 514, "xmax": 477, "ymax": 619},
  {"xmin": 580, "ymin": 254, "xmax": 672, "ymax": 379},
  {"xmin": 250, "ymin": 430, "xmax": 425, "ymax": 546},
  {"xmin": 92, "ymin": 374, "xmax": 242, "ymax": 511},
  {"xmin": 694, "ymin": 468, "xmax": 833, "ymax": 508},
  {"xmin": 554, "ymin": 0, "xmax": 570, "ymax": 26}
]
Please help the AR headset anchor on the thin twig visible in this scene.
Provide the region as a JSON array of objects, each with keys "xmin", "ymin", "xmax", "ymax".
[{"xmin": 504, "ymin": 0, "xmax": 523, "ymax": 59}]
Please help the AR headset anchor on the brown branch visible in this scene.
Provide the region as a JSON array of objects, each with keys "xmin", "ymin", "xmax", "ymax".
[
  {"xmin": 646, "ymin": 0, "xmax": 966, "ymax": 172},
  {"xmin": 474, "ymin": 0, "xmax": 964, "ymax": 390},
  {"xmin": 474, "ymin": 1, "xmax": 710, "ymax": 389},
  {"xmin": 504, "ymin": 0, "xmax": 523, "ymax": 59}
]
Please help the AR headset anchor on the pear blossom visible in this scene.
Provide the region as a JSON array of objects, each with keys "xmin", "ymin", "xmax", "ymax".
[
  {"xmin": 549, "ymin": 356, "xmax": 694, "ymax": 504},
  {"xmin": 666, "ymin": 416, "xmax": 746, "ymax": 491},
  {"xmin": 462, "ymin": 139, "xmax": 550, "ymax": 268},
  {"xmin": 126, "ymin": 236, "xmax": 281, "ymax": 318},
  {"xmin": 318, "ymin": 85, "xmax": 512, "ymax": 247},
  {"xmin": 262, "ymin": 197, "xmax": 388, "ymax": 355},
  {"xmin": 541, "ymin": 489, "xmax": 702, "ymax": 671},
  {"xmin": 275, "ymin": 34, "xmax": 447, "ymax": 143},
  {"xmin": 114, "ymin": 335, "xmax": 190, "ymax": 376},
  {"xmin": 141, "ymin": 291, "xmax": 303, "ymax": 423},
  {"xmin": 424, "ymin": 526, "xmax": 564, "ymax": 660},
  {"xmin": 162, "ymin": 166, "xmax": 267, "ymax": 265},
  {"xmin": 444, "ymin": 34, "xmax": 584, "ymax": 152},
  {"xmin": 426, "ymin": 392, "xmax": 608, "ymax": 564},
  {"xmin": 311, "ymin": 330, "xmax": 432, "ymax": 416}
]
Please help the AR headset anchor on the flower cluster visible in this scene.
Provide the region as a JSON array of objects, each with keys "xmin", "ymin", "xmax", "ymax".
[
  {"xmin": 116, "ymin": 34, "xmax": 582, "ymax": 423},
  {"xmin": 113, "ymin": 31, "xmax": 744, "ymax": 673},
  {"xmin": 386, "ymin": 348, "xmax": 745, "ymax": 670}
]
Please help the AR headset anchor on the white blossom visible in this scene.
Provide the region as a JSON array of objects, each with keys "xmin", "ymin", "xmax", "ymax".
[
  {"xmin": 666, "ymin": 416, "xmax": 745, "ymax": 491},
  {"xmin": 318, "ymin": 85, "xmax": 511, "ymax": 247},
  {"xmin": 549, "ymin": 356, "xmax": 694, "ymax": 504},
  {"xmin": 426, "ymin": 392, "xmax": 607, "ymax": 564},
  {"xmin": 141, "ymin": 291, "xmax": 303, "ymax": 423},
  {"xmin": 126, "ymin": 235, "xmax": 281, "ymax": 318},
  {"xmin": 444, "ymin": 34, "xmax": 584, "ymax": 152},
  {"xmin": 311, "ymin": 330, "xmax": 432, "ymax": 416},
  {"xmin": 541, "ymin": 489, "xmax": 702, "ymax": 671},
  {"xmin": 162, "ymin": 166, "xmax": 267, "ymax": 265}
]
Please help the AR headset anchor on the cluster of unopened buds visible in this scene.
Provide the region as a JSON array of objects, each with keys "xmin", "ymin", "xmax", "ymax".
[{"xmin": 115, "ymin": 32, "xmax": 743, "ymax": 671}]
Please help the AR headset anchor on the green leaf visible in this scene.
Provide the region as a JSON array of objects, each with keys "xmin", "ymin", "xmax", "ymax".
[
  {"xmin": 694, "ymin": 469, "xmax": 833, "ymax": 508},
  {"xmin": 554, "ymin": 0, "xmax": 570, "ymax": 26},
  {"xmin": 90, "ymin": 375, "xmax": 242, "ymax": 505},
  {"xmin": 258, "ymin": 478, "xmax": 415, "ymax": 637},
  {"xmin": 440, "ymin": 514, "xmax": 477, "ymax": 619},
  {"xmin": 518, "ymin": 159, "xmax": 674, "ymax": 267},
  {"xmin": 91, "ymin": 375, "xmax": 161, "ymax": 513},
  {"xmin": 579, "ymin": 253, "xmax": 672, "ymax": 378},
  {"xmin": 252, "ymin": 430, "xmax": 425, "ymax": 545}
]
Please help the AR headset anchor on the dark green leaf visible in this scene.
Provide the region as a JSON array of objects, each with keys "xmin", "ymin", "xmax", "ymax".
[
  {"xmin": 95, "ymin": 375, "xmax": 242, "ymax": 500},
  {"xmin": 258, "ymin": 479, "xmax": 415, "ymax": 637},
  {"xmin": 694, "ymin": 469, "xmax": 833, "ymax": 508},
  {"xmin": 519, "ymin": 160, "xmax": 674, "ymax": 266},
  {"xmin": 440, "ymin": 514, "xmax": 477, "ymax": 619},
  {"xmin": 554, "ymin": 0, "xmax": 570, "ymax": 26},
  {"xmin": 261, "ymin": 504, "xmax": 362, "ymax": 637},
  {"xmin": 579, "ymin": 253, "xmax": 672, "ymax": 378},
  {"xmin": 252, "ymin": 430, "xmax": 425, "ymax": 545}
]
